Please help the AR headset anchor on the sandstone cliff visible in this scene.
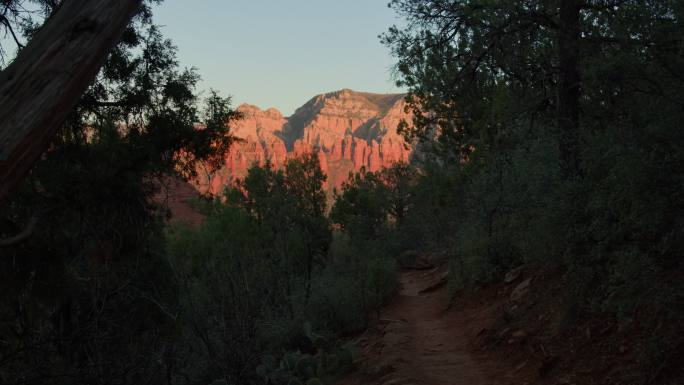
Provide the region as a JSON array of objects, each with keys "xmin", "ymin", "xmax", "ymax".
[{"xmin": 195, "ymin": 89, "xmax": 412, "ymax": 195}]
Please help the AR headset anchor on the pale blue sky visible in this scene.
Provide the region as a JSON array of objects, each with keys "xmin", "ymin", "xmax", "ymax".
[{"xmin": 153, "ymin": 0, "xmax": 405, "ymax": 116}]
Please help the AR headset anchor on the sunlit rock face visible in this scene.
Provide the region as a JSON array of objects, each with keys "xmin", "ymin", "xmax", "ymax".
[
  {"xmin": 194, "ymin": 89, "xmax": 413, "ymax": 195},
  {"xmin": 156, "ymin": 176, "xmax": 205, "ymax": 226}
]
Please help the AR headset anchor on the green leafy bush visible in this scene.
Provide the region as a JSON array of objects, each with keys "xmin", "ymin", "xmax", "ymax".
[
  {"xmin": 256, "ymin": 322, "xmax": 359, "ymax": 385},
  {"xmin": 166, "ymin": 154, "xmax": 398, "ymax": 384}
]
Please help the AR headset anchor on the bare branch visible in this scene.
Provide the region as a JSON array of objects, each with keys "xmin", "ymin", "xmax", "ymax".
[{"xmin": 0, "ymin": 14, "xmax": 25, "ymax": 49}]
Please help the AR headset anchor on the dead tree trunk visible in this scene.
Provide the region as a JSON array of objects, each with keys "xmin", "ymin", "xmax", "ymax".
[{"xmin": 0, "ymin": 0, "xmax": 142, "ymax": 204}]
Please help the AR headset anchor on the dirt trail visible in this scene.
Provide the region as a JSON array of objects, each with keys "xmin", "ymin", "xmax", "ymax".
[{"xmin": 339, "ymin": 268, "xmax": 509, "ymax": 385}]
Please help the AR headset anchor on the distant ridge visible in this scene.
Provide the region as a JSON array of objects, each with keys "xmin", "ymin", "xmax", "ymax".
[{"xmin": 193, "ymin": 89, "xmax": 413, "ymax": 195}]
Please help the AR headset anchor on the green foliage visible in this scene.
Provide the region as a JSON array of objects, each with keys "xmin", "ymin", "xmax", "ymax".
[
  {"xmin": 166, "ymin": 154, "xmax": 394, "ymax": 384},
  {"xmin": 228, "ymin": 153, "xmax": 332, "ymax": 301},
  {"xmin": 255, "ymin": 323, "xmax": 359, "ymax": 385},
  {"xmin": 5, "ymin": 0, "xmax": 682, "ymax": 383},
  {"xmin": 1, "ymin": 2, "xmax": 398, "ymax": 384},
  {"xmin": 331, "ymin": 163, "xmax": 416, "ymax": 247},
  {"xmin": 0, "ymin": 3, "xmax": 239, "ymax": 383},
  {"xmin": 383, "ymin": 1, "xmax": 684, "ymax": 381},
  {"xmin": 308, "ymin": 238, "xmax": 398, "ymax": 333},
  {"xmin": 331, "ymin": 168, "xmax": 390, "ymax": 241}
]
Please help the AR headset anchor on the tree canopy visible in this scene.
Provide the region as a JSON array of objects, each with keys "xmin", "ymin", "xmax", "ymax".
[
  {"xmin": 383, "ymin": 0, "xmax": 684, "ymax": 172},
  {"xmin": 380, "ymin": 2, "xmax": 684, "ymax": 381}
]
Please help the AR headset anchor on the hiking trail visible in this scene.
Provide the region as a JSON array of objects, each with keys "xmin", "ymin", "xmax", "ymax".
[{"xmin": 338, "ymin": 268, "xmax": 511, "ymax": 385}]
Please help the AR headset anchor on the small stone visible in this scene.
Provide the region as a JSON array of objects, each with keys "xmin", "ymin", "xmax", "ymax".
[
  {"xmin": 504, "ymin": 265, "xmax": 525, "ymax": 284},
  {"xmin": 510, "ymin": 278, "xmax": 532, "ymax": 301},
  {"xmin": 512, "ymin": 330, "xmax": 527, "ymax": 339},
  {"xmin": 507, "ymin": 330, "xmax": 528, "ymax": 344}
]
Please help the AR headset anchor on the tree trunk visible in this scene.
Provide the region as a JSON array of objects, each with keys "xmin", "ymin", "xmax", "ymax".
[
  {"xmin": 0, "ymin": 0, "xmax": 142, "ymax": 203},
  {"xmin": 558, "ymin": 0, "xmax": 582, "ymax": 178}
]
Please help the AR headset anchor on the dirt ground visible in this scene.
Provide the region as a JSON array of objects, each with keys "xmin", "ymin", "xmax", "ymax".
[
  {"xmin": 336, "ymin": 264, "xmax": 682, "ymax": 385},
  {"xmin": 337, "ymin": 268, "xmax": 514, "ymax": 385}
]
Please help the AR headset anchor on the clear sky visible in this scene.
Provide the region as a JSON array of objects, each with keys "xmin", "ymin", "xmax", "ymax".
[{"xmin": 153, "ymin": 0, "xmax": 405, "ymax": 116}]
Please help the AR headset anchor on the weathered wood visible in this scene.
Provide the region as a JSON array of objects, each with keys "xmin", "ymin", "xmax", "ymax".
[{"xmin": 0, "ymin": 0, "xmax": 142, "ymax": 203}]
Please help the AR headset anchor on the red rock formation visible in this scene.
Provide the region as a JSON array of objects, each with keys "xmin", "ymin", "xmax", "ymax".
[
  {"xmin": 330, "ymin": 138, "xmax": 343, "ymax": 159},
  {"xmin": 342, "ymin": 136, "xmax": 353, "ymax": 160},
  {"xmin": 196, "ymin": 89, "xmax": 414, "ymax": 195},
  {"xmin": 368, "ymin": 141, "xmax": 381, "ymax": 172},
  {"xmin": 351, "ymin": 137, "xmax": 367, "ymax": 170},
  {"xmin": 156, "ymin": 176, "xmax": 205, "ymax": 226}
]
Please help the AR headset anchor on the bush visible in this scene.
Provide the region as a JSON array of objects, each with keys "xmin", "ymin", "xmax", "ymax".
[{"xmin": 165, "ymin": 156, "xmax": 399, "ymax": 384}]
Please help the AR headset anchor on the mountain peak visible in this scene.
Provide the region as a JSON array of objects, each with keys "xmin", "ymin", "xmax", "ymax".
[
  {"xmin": 236, "ymin": 103, "xmax": 284, "ymax": 118},
  {"xmin": 318, "ymin": 89, "xmax": 406, "ymax": 116},
  {"xmin": 199, "ymin": 89, "xmax": 413, "ymax": 195}
]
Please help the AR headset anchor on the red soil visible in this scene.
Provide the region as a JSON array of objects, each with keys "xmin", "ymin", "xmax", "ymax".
[{"xmin": 338, "ymin": 265, "xmax": 683, "ymax": 385}]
